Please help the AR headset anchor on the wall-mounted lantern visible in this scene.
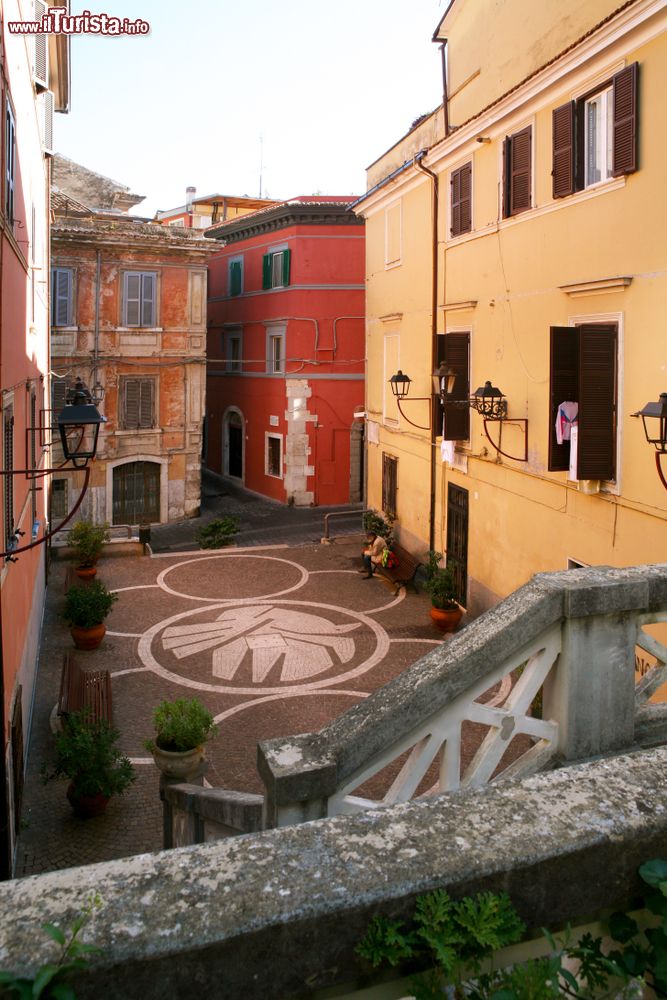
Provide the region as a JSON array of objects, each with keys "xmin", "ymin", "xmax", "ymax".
[{"xmin": 633, "ymin": 393, "xmax": 667, "ymax": 490}]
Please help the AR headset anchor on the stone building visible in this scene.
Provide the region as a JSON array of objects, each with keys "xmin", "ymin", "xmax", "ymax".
[{"xmin": 50, "ymin": 161, "xmax": 216, "ymax": 526}]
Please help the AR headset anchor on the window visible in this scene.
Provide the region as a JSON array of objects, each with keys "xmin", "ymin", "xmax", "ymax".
[
  {"xmin": 122, "ymin": 271, "xmax": 157, "ymax": 327},
  {"xmin": 552, "ymin": 63, "xmax": 638, "ymax": 199},
  {"xmin": 227, "ymin": 331, "xmax": 242, "ymax": 373},
  {"xmin": 5, "ymin": 100, "xmax": 15, "ymax": 223},
  {"xmin": 437, "ymin": 332, "xmax": 470, "ymax": 440},
  {"xmin": 50, "ymin": 376, "xmax": 69, "ymax": 431},
  {"xmin": 51, "ymin": 267, "xmax": 74, "ymax": 326},
  {"xmin": 548, "ymin": 323, "xmax": 617, "ymax": 481},
  {"xmin": 3, "ymin": 406, "xmax": 14, "ymax": 547},
  {"xmin": 266, "ymin": 434, "xmax": 283, "ymax": 478},
  {"xmin": 228, "ymin": 257, "xmax": 243, "ymax": 296},
  {"xmin": 267, "ymin": 330, "xmax": 285, "ymax": 374},
  {"xmin": 51, "ymin": 479, "xmax": 68, "ymax": 521},
  {"xmin": 502, "ymin": 125, "xmax": 532, "ymax": 218},
  {"xmin": 382, "ymin": 453, "xmax": 398, "ymax": 518},
  {"xmin": 262, "ymin": 249, "xmax": 290, "ymax": 289},
  {"xmin": 120, "ymin": 377, "xmax": 155, "ymax": 429},
  {"xmin": 450, "ymin": 163, "xmax": 472, "ymax": 237}
]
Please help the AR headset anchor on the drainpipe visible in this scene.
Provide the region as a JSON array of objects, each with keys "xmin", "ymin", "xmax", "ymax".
[
  {"xmin": 94, "ymin": 250, "xmax": 101, "ymax": 382},
  {"xmin": 413, "ymin": 154, "xmax": 439, "ymax": 554},
  {"xmin": 440, "ymin": 41, "xmax": 450, "ymax": 138}
]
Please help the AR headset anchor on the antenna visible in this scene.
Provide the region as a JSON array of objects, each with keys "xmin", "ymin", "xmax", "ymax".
[{"xmin": 259, "ymin": 135, "xmax": 263, "ymax": 198}]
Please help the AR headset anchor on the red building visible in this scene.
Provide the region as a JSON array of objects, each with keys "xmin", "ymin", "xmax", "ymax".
[{"xmin": 205, "ymin": 198, "xmax": 365, "ymax": 506}]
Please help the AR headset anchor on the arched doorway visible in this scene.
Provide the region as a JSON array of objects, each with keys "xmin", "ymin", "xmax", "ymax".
[
  {"xmin": 224, "ymin": 409, "xmax": 244, "ymax": 481},
  {"xmin": 112, "ymin": 461, "xmax": 161, "ymax": 524}
]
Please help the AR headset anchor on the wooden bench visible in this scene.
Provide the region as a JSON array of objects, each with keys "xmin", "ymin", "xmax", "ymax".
[
  {"xmin": 376, "ymin": 543, "xmax": 424, "ymax": 595},
  {"xmin": 58, "ymin": 652, "xmax": 113, "ymax": 726}
]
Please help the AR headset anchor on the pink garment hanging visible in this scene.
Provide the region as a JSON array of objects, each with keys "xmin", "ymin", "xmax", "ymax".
[{"xmin": 556, "ymin": 401, "xmax": 578, "ymax": 445}]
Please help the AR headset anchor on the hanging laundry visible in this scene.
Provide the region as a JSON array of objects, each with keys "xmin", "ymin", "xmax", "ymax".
[
  {"xmin": 556, "ymin": 401, "xmax": 579, "ymax": 445},
  {"xmin": 441, "ymin": 439, "xmax": 455, "ymax": 464}
]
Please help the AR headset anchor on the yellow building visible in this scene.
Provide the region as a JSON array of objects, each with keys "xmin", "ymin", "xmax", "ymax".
[{"xmin": 354, "ymin": 0, "xmax": 667, "ymax": 617}]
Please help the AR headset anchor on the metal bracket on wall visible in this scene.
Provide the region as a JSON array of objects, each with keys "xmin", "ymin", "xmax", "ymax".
[
  {"xmin": 482, "ymin": 418, "xmax": 529, "ymax": 463},
  {"xmin": 396, "ymin": 397, "xmax": 432, "ymax": 431}
]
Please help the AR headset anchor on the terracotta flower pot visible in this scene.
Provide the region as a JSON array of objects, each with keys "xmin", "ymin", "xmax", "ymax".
[
  {"xmin": 75, "ymin": 565, "xmax": 97, "ymax": 581},
  {"xmin": 430, "ymin": 605, "xmax": 463, "ymax": 633},
  {"xmin": 151, "ymin": 744, "xmax": 206, "ymax": 782},
  {"xmin": 67, "ymin": 783, "xmax": 109, "ymax": 819},
  {"xmin": 70, "ymin": 623, "xmax": 106, "ymax": 651}
]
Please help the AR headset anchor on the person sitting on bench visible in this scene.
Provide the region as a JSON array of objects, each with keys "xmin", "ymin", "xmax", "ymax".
[{"xmin": 359, "ymin": 531, "xmax": 387, "ymax": 578}]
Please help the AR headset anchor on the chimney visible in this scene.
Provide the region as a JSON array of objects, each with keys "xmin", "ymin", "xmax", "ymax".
[{"xmin": 186, "ymin": 186, "xmax": 196, "ymax": 212}]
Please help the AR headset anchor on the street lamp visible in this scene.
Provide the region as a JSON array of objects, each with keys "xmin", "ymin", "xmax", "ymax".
[
  {"xmin": 469, "ymin": 381, "xmax": 508, "ymax": 421},
  {"xmin": 57, "ymin": 378, "xmax": 107, "ymax": 468},
  {"xmin": 633, "ymin": 393, "xmax": 667, "ymax": 491}
]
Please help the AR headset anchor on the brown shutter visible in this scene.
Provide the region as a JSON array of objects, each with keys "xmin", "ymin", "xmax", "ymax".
[
  {"xmin": 450, "ymin": 163, "xmax": 471, "ymax": 237},
  {"xmin": 612, "ymin": 62, "xmax": 638, "ymax": 176},
  {"xmin": 124, "ymin": 379, "xmax": 140, "ymax": 428},
  {"xmin": 450, "ymin": 168, "xmax": 461, "ymax": 236},
  {"xmin": 577, "ymin": 324, "xmax": 617, "ymax": 481},
  {"xmin": 139, "ymin": 379, "xmax": 154, "ymax": 428},
  {"xmin": 443, "ymin": 332, "xmax": 470, "ymax": 441},
  {"xmin": 548, "ymin": 326, "xmax": 579, "ymax": 471},
  {"xmin": 502, "ymin": 137, "xmax": 510, "ymax": 218},
  {"xmin": 552, "ymin": 102, "xmax": 575, "ymax": 197},
  {"xmin": 510, "ymin": 126, "xmax": 532, "ymax": 214}
]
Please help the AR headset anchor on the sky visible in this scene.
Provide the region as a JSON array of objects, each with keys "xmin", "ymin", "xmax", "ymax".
[{"xmin": 53, "ymin": 0, "xmax": 446, "ymax": 217}]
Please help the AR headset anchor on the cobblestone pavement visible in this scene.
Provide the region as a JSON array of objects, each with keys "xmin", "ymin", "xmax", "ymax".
[{"xmin": 18, "ymin": 537, "xmax": 462, "ymax": 876}]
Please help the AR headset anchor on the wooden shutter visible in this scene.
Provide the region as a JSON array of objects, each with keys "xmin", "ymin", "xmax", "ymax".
[
  {"xmin": 577, "ymin": 324, "xmax": 617, "ymax": 481},
  {"xmin": 281, "ymin": 249, "xmax": 291, "ymax": 287},
  {"xmin": 230, "ymin": 260, "xmax": 242, "ymax": 296},
  {"xmin": 612, "ymin": 62, "xmax": 638, "ymax": 176},
  {"xmin": 451, "ymin": 163, "xmax": 471, "ymax": 236},
  {"xmin": 52, "ymin": 268, "xmax": 72, "ymax": 326},
  {"xmin": 124, "ymin": 379, "xmax": 140, "ymax": 427},
  {"xmin": 262, "ymin": 254, "xmax": 271, "ymax": 289},
  {"xmin": 382, "ymin": 453, "xmax": 398, "ymax": 518},
  {"xmin": 4, "ymin": 407, "xmax": 14, "ymax": 542},
  {"xmin": 139, "ymin": 379, "xmax": 154, "ymax": 428},
  {"xmin": 510, "ymin": 126, "xmax": 532, "ymax": 215},
  {"xmin": 443, "ymin": 333, "xmax": 470, "ymax": 441},
  {"xmin": 502, "ymin": 137, "xmax": 510, "ymax": 218},
  {"xmin": 548, "ymin": 326, "xmax": 579, "ymax": 471},
  {"xmin": 5, "ymin": 103, "xmax": 15, "ymax": 222},
  {"xmin": 141, "ymin": 273, "xmax": 156, "ymax": 327},
  {"xmin": 552, "ymin": 102, "xmax": 575, "ymax": 198},
  {"xmin": 124, "ymin": 273, "xmax": 141, "ymax": 326}
]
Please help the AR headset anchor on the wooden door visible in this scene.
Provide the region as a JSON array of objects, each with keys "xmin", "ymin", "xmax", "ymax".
[
  {"xmin": 446, "ymin": 483, "xmax": 468, "ymax": 607},
  {"xmin": 112, "ymin": 461, "xmax": 160, "ymax": 524}
]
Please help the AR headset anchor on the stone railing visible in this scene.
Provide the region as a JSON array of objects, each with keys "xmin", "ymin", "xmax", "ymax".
[
  {"xmin": 2, "ymin": 746, "xmax": 667, "ymax": 999},
  {"xmin": 255, "ymin": 564, "xmax": 667, "ymax": 828}
]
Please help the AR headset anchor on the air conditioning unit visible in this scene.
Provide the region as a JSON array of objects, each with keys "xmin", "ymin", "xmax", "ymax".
[
  {"xmin": 33, "ymin": 0, "xmax": 48, "ymax": 92},
  {"xmin": 38, "ymin": 90, "xmax": 54, "ymax": 156},
  {"xmin": 578, "ymin": 479, "xmax": 600, "ymax": 495}
]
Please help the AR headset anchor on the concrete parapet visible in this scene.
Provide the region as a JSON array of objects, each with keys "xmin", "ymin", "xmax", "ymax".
[{"xmin": 2, "ymin": 747, "xmax": 667, "ymax": 999}]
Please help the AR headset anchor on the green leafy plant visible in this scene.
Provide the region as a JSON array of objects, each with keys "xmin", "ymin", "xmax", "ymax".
[
  {"xmin": 144, "ymin": 698, "xmax": 216, "ymax": 753},
  {"xmin": 41, "ymin": 712, "xmax": 135, "ymax": 802},
  {"xmin": 362, "ymin": 510, "xmax": 395, "ymax": 546},
  {"xmin": 67, "ymin": 521, "xmax": 109, "ymax": 568},
  {"xmin": 62, "ymin": 582, "xmax": 117, "ymax": 630},
  {"xmin": 196, "ymin": 517, "xmax": 239, "ymax": 549},
  {"xmin": 423, "ymin": 550, "xmax": 459, "ymax": 610},
  {"xmin": 357, "ymin": 861, "xmax": 667, "ymax": 999},
  {"xmin": 0, "ymin": 895, "xmax": 102, "ymax": 999}
]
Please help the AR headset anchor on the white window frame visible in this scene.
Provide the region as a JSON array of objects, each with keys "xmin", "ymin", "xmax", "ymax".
[
  {"xmin": 265, "ymin": 432, "xmax": 283, "ymax": 479},
  {"xmin": 51, "ymin": 267, "xmax": 74, "ymax": 327},
  {"xmin": 266, "ymin": 324, "xmax": 286, "ymax": 375},
  {"xmin": 122, "ymin": 270, "xmax": 158, "ymax": 328},
  {"xmin": 266, "ymin": 243, "xmax": 289, "ymax": 290},
  {"xmin": 119, "ymin": 376, "xmax": 157, "ymax": 430},
  {"xmin": 228, "ymin": 255, "xmax": 244, "ymax": 296},
  {"xmin": 583, "ymin": 85, "xmax": 614, "ymax": 189}
]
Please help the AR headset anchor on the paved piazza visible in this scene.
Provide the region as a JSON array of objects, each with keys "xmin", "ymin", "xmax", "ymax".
[{"xmin": 18, "ymin": 539, "xmax": 451, "ymax": 875}]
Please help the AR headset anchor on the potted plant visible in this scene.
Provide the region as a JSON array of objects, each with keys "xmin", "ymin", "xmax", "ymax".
[
  {"xmin": 41, "ymin": 710, "xmax": 136, "ymax": 819},
  {"xmin": 63, "ymin": 580, "xmax": 118, "ymax": 650},
  {"xmin": 68, "ymin": 520, "xmax": 110, "ymax": 579},
  {"xmin": 145, "ymin": 698, "xmax": 216, "ymax": 782},
  {"xmin": 423, "ymin": 550, "xmax": 463, "ymax": 633}
]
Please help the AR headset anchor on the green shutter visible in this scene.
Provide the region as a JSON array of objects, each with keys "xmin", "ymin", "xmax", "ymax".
[
  {"xmin": 262, "ymin": 254, "xmax": 271, "ymax": 289},
  {"xmin": 230, "ymin": 260, "xmax": 242, "ymax": 296},
  {"xmin": 281, "ymin": 249, "xmax": 291, "ymax": 287}
]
